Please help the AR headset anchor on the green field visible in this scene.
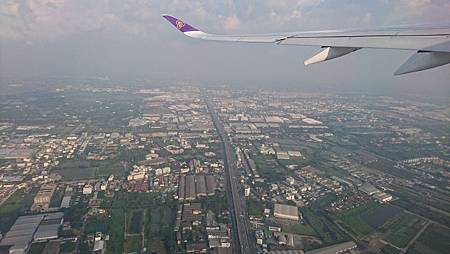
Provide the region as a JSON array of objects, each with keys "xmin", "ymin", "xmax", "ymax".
[
  {"xmin": 105, "ymin": 192, "xmax": 176, "ymax": 254},
  {"xmin": 282, "ymin": 222, "xmax": 318, "ymax": 236},
  {"xmin": 361, "ymin": 203, "xmax": 403, "ymax": 228},
  {"xmin": 331, "ymin": 202, "xmax": 402, "ymax": 239},
  {"xmin": 408, "ymin": 224, "xmax": 450, "ymax": 254},
  {"xmin": 380, "ymin": 244, "xmax": 399, "ymax": 254},
  {"xmin": 332, "ymin": 203, "xmax": 375, "ymax": 237},
  {"xmin": 302, "ymin": 208, "xmax": 348, "ymax": 246},
  {"xmin": 124, "ymin": 235, "xmax": 142, "ymax": 253},
  {"xmin": 382, "ymin": 213, "xmax": 426, "ymax": 248},
  {"xmin": 0, "ymin": 189, "xmax": 36, "ymax": 232},
  {"xmin": 0, "ymin": 190, "xmax": 26, "ymax": 214},
  {"xmin": 59, "ymin": 241, "xmax": 77, "ymax": 253},
  {"xmin": 253, "ymin": 154, "xmax": 292, "ymax": 183},
  {"xmin": 246, "ymin": 197, "xmax": 265, "ymax": 218},
  {"xmin": 27, "ymin": 242, "xmax": 47, "ymax": 254},
  {"xmin": 127, "ymin": 210, "xmax": 143, "ymax": 234},
  {"xmin": 107, "ymin": 208, "xmax": 125, "ymax": 254},
  {"xmin": 144, "ymin": 203, "xmax": 176, "ymax": 253},
  {"xmin": 53, "ymin": 159, "xmax": 125, "ymax": 180},
  {"xmin": 85, "ymin": 216, "xmax": 109, "ymax": 234}
]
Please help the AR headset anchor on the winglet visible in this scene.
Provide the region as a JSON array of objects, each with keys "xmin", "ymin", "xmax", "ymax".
[{"xmin": 162, "ymin": 15, "xmax": 199, "ymax": 33}]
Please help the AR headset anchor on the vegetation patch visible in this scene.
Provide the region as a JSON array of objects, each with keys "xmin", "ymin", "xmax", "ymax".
[
  {"xmin": 409, "ymin": 224, "xmax": 450, "ymax": 254},
  {"xmin": 303, "ymin": 208, "xmax": 348, "ymax": 245},
  {"xmin": 107, "ymin": 208, "xmax": 125, "ymax": 254},
  {"xmin": 246, "ymin": 196, "xmax": 265, "ymax": 218},
  {"xmin": 128, "ymin": 210, "xmax": 143, "ymax": 234},
  {"xmin": 282, "ymin": 222, "xmax": 318, "ymax": 237},
  {"xmin": 360, "ymin": 203, "xmax": 402, "ymax": 229},
  {"xmin": 54, "ymin": 159, "xmax": 125, "ymax": 180},
  {"xmin": 124, "ymin": 235, "xmax": 142, "ymax": 253},
  {"xmin": 382, "ymin": 213, "xmax": 426, "ymax": 248},
  {"xmin": 60, "ymin": 241, "xmax": 77, "ymax": 253},
  {"xmin": 0, "ymin": 189, "xmax": 36, "ymax": 233},
  {"xmin": 332, "ymin": 204, "xmax": 375, "ymax": 238},
  {"xmin": 85, "ymin": 216, "xmax": 109, "ymax": 234}
]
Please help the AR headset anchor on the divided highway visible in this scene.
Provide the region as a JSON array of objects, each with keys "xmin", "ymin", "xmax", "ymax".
[{"xmin": 206, "ymin": 100, "xmax": 254, "ymax": 254}]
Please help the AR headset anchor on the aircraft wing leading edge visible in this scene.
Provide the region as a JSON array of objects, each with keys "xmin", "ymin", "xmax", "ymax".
[{"xmin": 163, "ymin": 15, "xmax": 450, "ymax": 75}]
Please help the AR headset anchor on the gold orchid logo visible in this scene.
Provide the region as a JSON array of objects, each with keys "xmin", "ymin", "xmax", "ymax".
[{"xmin": 176, "ymin": 20, "xmax": 185, "ymax": 30}]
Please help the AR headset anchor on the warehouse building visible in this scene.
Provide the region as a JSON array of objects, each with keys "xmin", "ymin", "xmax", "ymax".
[
  {"xmin": 305, "ymin": 241, "xmax": 357, "ymax": 254},
  {"xmin": 359, "ymin": 183, "xmax": 380, "ymax": 196},
  {"xmin": 0, "ymin": 215, "xmax": 44, "ymax": 253},
  {"xmin": 196, "ymin": 175, "xmax": 207, "ymax": 197},
  {"xmin": 0, "ymin": 213, "xmax": 63, "ymax": 254},
  {"xmin": 34, "ymin": 212, "xmax": 64, "ymax": 242},
  {"xmin": 178, "ymin": 175, "xmax": 186, "ymax": 201},
  {"xmin": 273, "ymin": 204, "xmax": 300, "ymax": 221},
  {"xmin": 205, "ymin": 175, "xmax": 217, "ymax": 196},
  {"xmin": 185, "ymin": 175, "xmax": 196, "ymax": 200},
  {"xmin": 60, "ymin": 195, "xmax": 71, "ymax": 208}
]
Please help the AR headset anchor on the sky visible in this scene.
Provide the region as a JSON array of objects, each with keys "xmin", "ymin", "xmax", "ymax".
[{"xmin": 1, "ymin": 0, "xmax": 450, "ymax": 95}]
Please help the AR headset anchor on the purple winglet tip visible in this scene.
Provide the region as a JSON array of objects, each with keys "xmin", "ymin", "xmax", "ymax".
[{"xmin": 162, "ymin": 15, "xmax": 199, "ymax": 33}]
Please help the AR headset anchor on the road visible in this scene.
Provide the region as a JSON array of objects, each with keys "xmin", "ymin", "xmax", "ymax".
[
  {"xmin": 207, "ymin": 100, "xmax": 255, "ymax": 254},
  {"xmin": 400, "ymin": 220, "xmax": 430, "ymax": 254}
]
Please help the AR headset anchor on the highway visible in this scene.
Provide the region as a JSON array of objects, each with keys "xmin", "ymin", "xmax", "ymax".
[{"xmin": 207, "ymin": 100, "xmax": 255, "ymax": 254}]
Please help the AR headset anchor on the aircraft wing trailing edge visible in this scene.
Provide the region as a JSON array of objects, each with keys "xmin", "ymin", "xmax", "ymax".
[{"xmin": 162, "ymin": 15, "xmax": 450, "ymax": 75}]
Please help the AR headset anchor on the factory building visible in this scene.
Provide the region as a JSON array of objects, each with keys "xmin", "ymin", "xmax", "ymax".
[
  {"xmin": 305, "ymin": 241, "xmax": 357, "ymax": 254},
  {"xmin": 0, "ymin": 213, "xmax": 63, "ymax": 254},
  {"xmin": 196, "ymin": 175, "xmax": 207, "ymax": 197},
  {"xmin": 178, "ymin": 175, "xmax": 186, "ymax": 201},
  {"xmin": 205, "ymin": 175, "xmax": 217, "ymax": 196},
  {"xmin": 273, "ymin": 204, "xmax": 300, "ymax": 221},
  {"xmin": 185, "ymin": 175, "xmax": 196, "ymax": 200}
]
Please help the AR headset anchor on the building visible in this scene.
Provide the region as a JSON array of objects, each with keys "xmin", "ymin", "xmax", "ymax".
[
  {"xmin": 374, "ymin": 192, "xmax": 393, "ymax": 203},
  {"xmin": 244, "ymin": 186, "xmax": 251, "ymax": 197},
  {"xmin": 305, "ymin": 241, "xmax": 357, "ymax": 254},
  {"xmin": 178, "ymin": 175, "xmax": 186, "ymax": 201},
  {"xmin": 205, "ymin": 175, "xmax": 217, "ymax": 196},
  {"xmin": 31, "ymin": 184, "xmax": 57, "ymax": 212},
  {"xmin": 185, "ymin": 175, "xmax": 196, "ymax": 200},
  {"xmin": 0, "ymin": 213, "xmax": 63, "ymax": 254},
  {"xmin": 33, "ymin": 213, "xmax": 64, "ymax": 241},
  {"xmin": 268, "ymin": 250, "xmax": 304, "ymax": 254},
  {"xmin": 273, "ymin": 204, "xmax": 300, "ymax": 221},
  {"xmin": 0, "ymin": 215, "xmax": 43, "ymax": 254},
  {"xmin": 82, "ymin": 185, "xmax": 93, "ymax": 195},
  {"xmin": 60, "ymin": 196, "xmax": 71, "ymax": 208},
  {"xmin": 196, "ymin": 175, "xmax": 207, "ymax": 197},
  {"xmin": 276, "ymin": 151, "xmax": 290, "ymax": 160},
  {"xmin": 359, "ymin": 183, "xmax": 380, "ymax": 196}
]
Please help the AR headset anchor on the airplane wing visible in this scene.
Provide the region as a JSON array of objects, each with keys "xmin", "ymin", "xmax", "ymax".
[{"xmin": 162, "ymin": 15, "xmax": 450, "ymax": 75}]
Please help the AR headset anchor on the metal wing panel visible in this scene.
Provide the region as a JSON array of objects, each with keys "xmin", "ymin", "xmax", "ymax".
[
  {"xmin": 163, "ymin": 15, "xmax": 450, "ymax": 74},
  {"xmin": 184, "ymin": 31, "xmax": 294, "ymax": 43},
  {"xmin": 278, "ymin": 35, "xmax": 450, "ymax": 52}
]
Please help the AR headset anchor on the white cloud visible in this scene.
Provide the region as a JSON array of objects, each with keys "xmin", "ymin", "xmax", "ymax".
[
  {"xmin": 1, "ymin": 0, "xmax": 449, "ymax": 42},
  {"xmin": 223, "ymin": 15, "xmax": 240, "ymax": 31},
  {"xmin": 402, "ymin": 0, "xmax": 431, "ymax": 7},
  {"xmin": 350, "ymin": 12, "xmax": 373, "ymax": 26}
]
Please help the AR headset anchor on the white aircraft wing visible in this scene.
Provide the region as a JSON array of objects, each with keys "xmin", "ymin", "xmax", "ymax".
[{"xmin": 163, "ymin": 15, "xmax": 450, "ymax": 75}]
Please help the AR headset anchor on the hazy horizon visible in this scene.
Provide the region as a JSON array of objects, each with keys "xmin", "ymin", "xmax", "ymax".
[{"xmin": 1, "ymin": 0, "xmax": 450, "ymax": 95}]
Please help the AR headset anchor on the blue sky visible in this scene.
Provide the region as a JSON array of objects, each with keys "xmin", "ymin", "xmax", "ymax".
[{"xmin": 1, "ymin": 0, "xmax": 449, "ymax": 95}]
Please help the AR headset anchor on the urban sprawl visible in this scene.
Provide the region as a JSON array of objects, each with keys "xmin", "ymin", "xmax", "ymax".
[{"xmin": 0, "ymin": 83, "xmax": 449, "ymax": 254}]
